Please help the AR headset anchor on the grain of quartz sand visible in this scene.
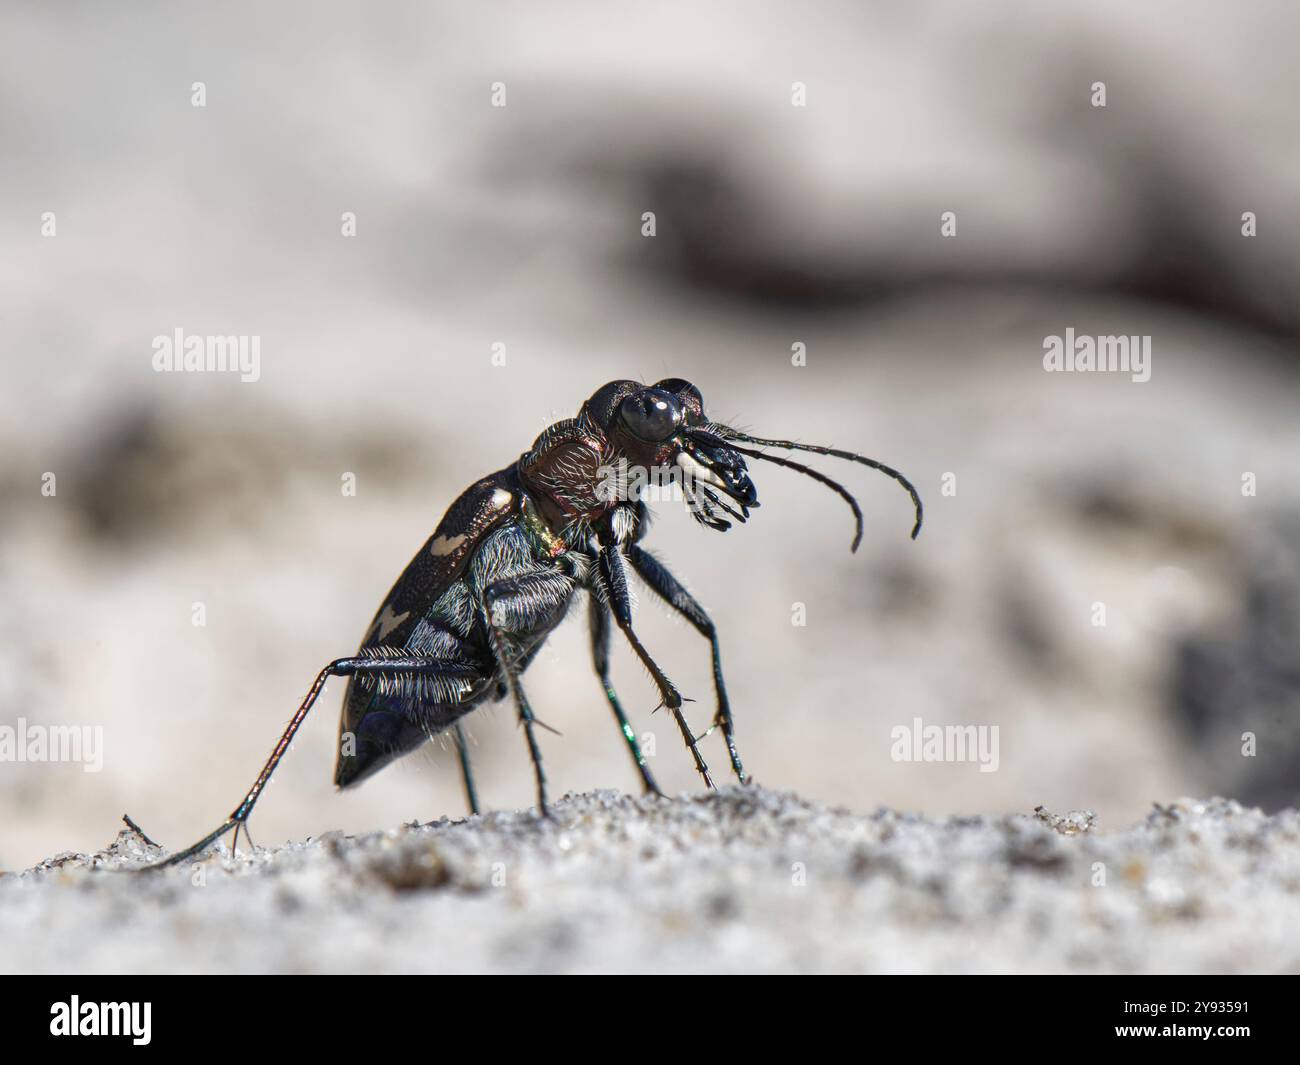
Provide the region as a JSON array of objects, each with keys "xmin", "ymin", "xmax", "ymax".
[{"xmin": 3, "ymin": 789, "xmax": 1298, "ymax": 973}]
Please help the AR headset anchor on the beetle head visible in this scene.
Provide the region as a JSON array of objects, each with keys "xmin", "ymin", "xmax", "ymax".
[
  {"xmin": 581, "ymin": 378, "xmax": 758, "ymax": 532},
  {"xmin": 580, "ymin": 378, "xmax": 924, "ymax": 548}
]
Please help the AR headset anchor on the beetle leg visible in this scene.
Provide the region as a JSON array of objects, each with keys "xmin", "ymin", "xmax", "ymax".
[
  {"xmin": 625, "ymin": 545, "xmax": 747, "ymax": 785},
  {"xmin": 137, "ymin": 656, "xmax": 480, "ymax": 871},
  {"xmin": 597, "ymin": 542, "xmax": 715, "ymax": 791},
  {"xmin": 453, "ymin": 721, "xmax": 480, "ymax": 816},
  {"xmin": 588, "ymin": 593, "xmax": 663, "ymax": 796},
  {"xmin": 479, "ymin": 572, "xmax": 575, "ymax": 819}
]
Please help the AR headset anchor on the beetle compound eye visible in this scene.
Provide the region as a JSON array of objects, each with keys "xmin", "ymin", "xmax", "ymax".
[
  {"xmin": 619, "ymin": 388, "xmax": 683, "ymax": 442},
  {"xmin": 653, "ymin": 378, "xmax": 704, "ymax": 413}
]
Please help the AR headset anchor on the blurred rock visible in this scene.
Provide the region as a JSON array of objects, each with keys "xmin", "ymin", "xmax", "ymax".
[
  {"xmin": 1174, "ymin": 512, "xmax": 1300, "ymax": 810},
  {"xmin": 65, "ymin": 404, "xmax": 424, "ymax": 549}
]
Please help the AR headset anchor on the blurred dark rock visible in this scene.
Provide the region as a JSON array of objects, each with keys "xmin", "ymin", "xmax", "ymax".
[
  {"xmin": 65, "ymin": 404, "xmax": 422, "ymax": 549},
  {"xmin": 1173, "ymin": 512, "xmax": 1300, "ymax": 811}
]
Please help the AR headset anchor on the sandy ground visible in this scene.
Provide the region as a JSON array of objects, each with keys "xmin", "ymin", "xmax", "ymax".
[{"xmin": 4, "ymin": 788, "xmax": 1298, "ymax": 974}]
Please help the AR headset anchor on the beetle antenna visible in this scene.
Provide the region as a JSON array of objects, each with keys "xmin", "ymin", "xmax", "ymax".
[
  {"xmin": 727, "ymin": 433, "xmax": 923, "ymax": 542},
  {"xmin": 727, "ymin": 443, "xmax": 866, "ymax": 552}
]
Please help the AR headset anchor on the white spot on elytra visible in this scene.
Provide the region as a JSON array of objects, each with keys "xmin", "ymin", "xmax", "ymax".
[
  {"xmin": 430, "ymin": 533, "xmax": 467, "ymax": 557},
  {"xmin": 371, "ymin": 604, "xmax": 411, "ymax": 640}
]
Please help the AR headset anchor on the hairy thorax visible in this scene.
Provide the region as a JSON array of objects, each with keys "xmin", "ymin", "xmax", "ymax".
[{"xmin": 516, "ymin": 418, "xmax": 617, "ymax": 547}]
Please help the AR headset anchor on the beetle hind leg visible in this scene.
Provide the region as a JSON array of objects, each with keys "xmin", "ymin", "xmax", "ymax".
[{"xmin": 138, "ymin": 655, "xmax": 480, "ymax": 871}]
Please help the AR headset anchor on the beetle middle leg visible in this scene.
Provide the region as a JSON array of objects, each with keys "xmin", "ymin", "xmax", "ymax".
[
  {"xmin": 588, "ymin": 594, "xmax": 663, "ymax": 796},
  {"xmin": 479, "ymin": 571, "xmax": 576, "ymax": 818},
  {"xmin": 452, "ymin": 722, "xmax": 480, "ymax": 816},
  {"xmin": 625, "ymin": 544, "xmax": 746, "ymax": 784},
  {"xmin": 597, "ymin": 541, "xmax": 715, "ymax": 790}
]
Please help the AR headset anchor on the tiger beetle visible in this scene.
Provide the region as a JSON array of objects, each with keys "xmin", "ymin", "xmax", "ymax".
[{"xmin": 141, "ymin": 379, "xmax": 922, "ymax": 869}]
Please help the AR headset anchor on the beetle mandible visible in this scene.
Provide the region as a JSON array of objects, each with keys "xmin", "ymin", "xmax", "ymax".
[{"xmin": 144, "ymin": 379, "xmax": 922, "ymax": 868}]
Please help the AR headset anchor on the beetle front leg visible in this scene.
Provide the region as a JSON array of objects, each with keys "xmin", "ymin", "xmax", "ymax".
[
  {"xmin": 625, "ymin": 545, "xmax": 746, "ymax": 784},
  {"xmin": 597, "ymin": 542, "xmax": 715, "ymax": 791},
  {"xmin": 588, "ymin": 593, "xmax": 663, "ymax": 796}
]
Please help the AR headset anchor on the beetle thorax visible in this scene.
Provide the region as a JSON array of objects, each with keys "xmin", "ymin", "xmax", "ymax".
[{"xmin": 517, "ymin": 419, "xmax": 618, "ymax": 538}]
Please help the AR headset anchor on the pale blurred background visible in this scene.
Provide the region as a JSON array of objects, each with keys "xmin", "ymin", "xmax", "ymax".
[{"xmin": 3, "ymin": 0, "xmax": 1300, "ymax": 871}]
